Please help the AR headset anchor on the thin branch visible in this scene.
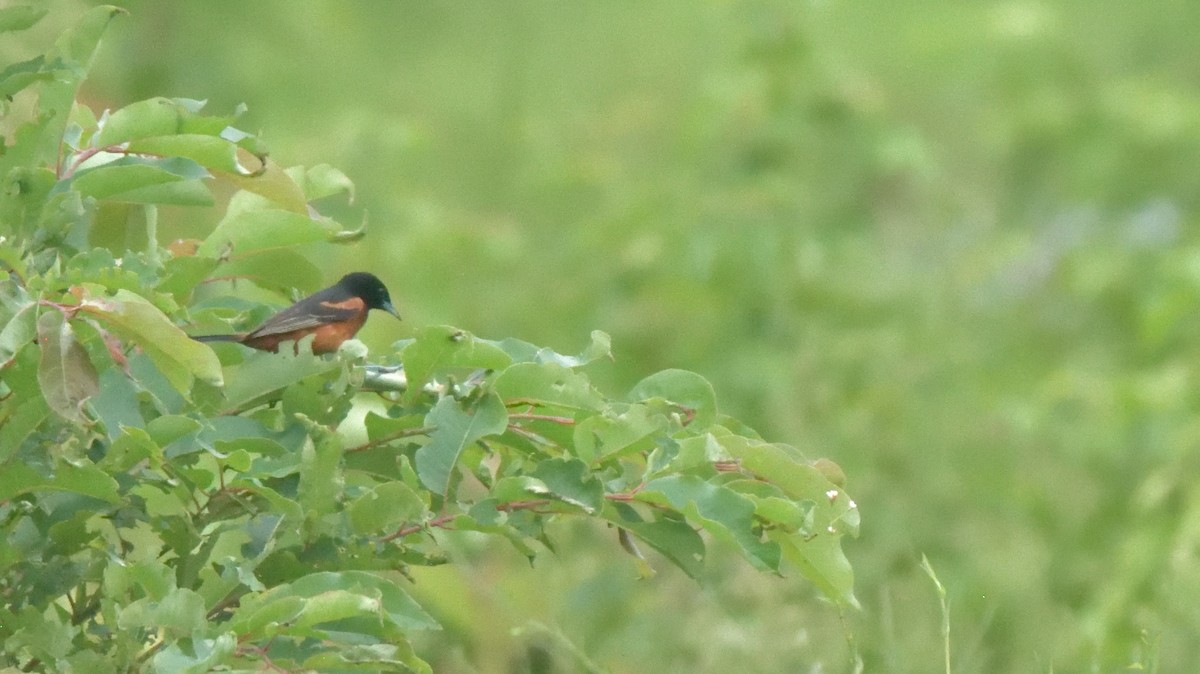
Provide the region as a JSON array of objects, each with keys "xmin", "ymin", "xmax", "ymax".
[
  {"xmin": 509, "ymin": 412, "xmax": 575, "ymax": 425},
  {"xmin": 496, "ymin": 499, "xmax": 551, "ymax": 512},
  {"xmin": 506, "ymin": 423, "xmax": 559, "ymax": 448},
  {"xmin": 381, "ymin": 489, "xmax": 652, "ymax": 544},
  {"xmin": 346, "ymin": 425, "xmax": 433, "ymax": 453},
  {"xmin": 381, "ymin": 512, "xmax": 457, "ymax": 542},
  {"xmin": 60, "ymin": 144, "xmax": 130, "ymax": 179}
]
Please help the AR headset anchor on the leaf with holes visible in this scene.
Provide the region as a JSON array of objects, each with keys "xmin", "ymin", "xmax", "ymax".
[
  {"xmin": 415, "ymin": 393, "xmax": 508, "ymax": 494},
  {"xmin": 36, "ymin": 310, "xmax": 98, "ymax": 422}
]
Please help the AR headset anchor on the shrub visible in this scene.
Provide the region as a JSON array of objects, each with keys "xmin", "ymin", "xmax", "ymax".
[{"xmin": 0, "ymin": 7, "xmax": 857, "ymax": 671}]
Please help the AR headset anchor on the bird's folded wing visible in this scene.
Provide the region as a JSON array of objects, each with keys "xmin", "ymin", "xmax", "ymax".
[{"xmin": 244, "ymin": 299, "xmax": 363, "ymax": 338}]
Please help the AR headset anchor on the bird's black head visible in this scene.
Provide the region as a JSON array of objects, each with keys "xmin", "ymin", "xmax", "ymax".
[{"xmin": 338, "ymin": 272, "xmax": 401, "ymax": 319}]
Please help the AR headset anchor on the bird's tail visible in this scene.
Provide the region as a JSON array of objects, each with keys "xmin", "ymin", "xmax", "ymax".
[{"xmin": 191, "ymin": 333, "xmax": 245, "ymax": 343}]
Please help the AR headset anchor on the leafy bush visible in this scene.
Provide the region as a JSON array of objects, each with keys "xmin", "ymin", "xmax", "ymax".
[{"xmin": 0, "ymin": 7, "xmax": 857, "ymax": 672}]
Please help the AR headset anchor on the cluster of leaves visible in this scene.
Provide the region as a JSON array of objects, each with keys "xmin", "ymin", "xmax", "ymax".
[{"xmin": 0, "ymin": 7, "xmax": 857, "ymax": 673}]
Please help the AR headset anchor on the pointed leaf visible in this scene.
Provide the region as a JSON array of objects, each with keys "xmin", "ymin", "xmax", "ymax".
[
  {"xmin": 0, "ymin": 55, "xmax": 56, "ymax": 101},
  {"xmin": 228, "ymin": 595, "xmax": 305, "ymax": 637},
  {"xmin": 399, "ymin": 326, "xmax": 513, "ymax": 398},
  {"xmin": 0, "ymin": 6, "xmax": 48, "ymax": 33},
  {"xmin": 415, "ymin": 393, "xmax": 508, "ymax": 494},
  {"xmin": 482, "ymin": 329, "xmax": 611, "ymax": 367},
  {"xmin": 294, "ymin": 163, "xmax": 355, "ymax": 202},
  {"xmin": 297, "ymin": 417, "xmax": 344, "ymax": 519},
  {"xmin": 36, "ymin": 310, "xmax": 99, "ymax": 422},
  {"xmin": 219, "ymin": 343, "xmax": 342, "ymax": 412},
  {"xmin": 80, "ymin": 288, "xmax": 224, "ymax": 391},
  {"xmin": 1, "ymin": 301, "xmax": 38, "ymax": 367},
  {"xmin": 93, "ymin": 97, "xmax": 188, "ymax": 147},
  {"xmin": 603, "ymin": 503, "xmax": 706, "ymax": 579},
  {"xmin": 572, "ymin": 404, "xmax": 665, "ymax": 464},
  {"xmin": 127, "ymin": 134, "xmax": 256, "ymax": 176},
  {"xmin": 294, "ymin": 590, "xmax": 379, "ymax": 629},
  {"xmin": 214, "ymin": 248, "xmax": 323, "ymax": 294},
  {"xmin": 493, "ymin": 362, "xmax": 605, "ymax": 411},
  {"xmin": 531, "ymin": 457, "xmax": 604, "ymax": 512},
  {"xmin": 284, "ymin": 571, "xmax": 439, "ymax": 631},
  {"xmin": 347, "ymin": 481, "xmax": 425, "ymax": 535},
  {"xmin": 772, "ymin": 530, "xmax": 858, "ymax": 607},
  {"xmin": 224, "ymin": 161, "xmax": 307, "ymax": 213},
  {"xmin": 31, "ymin": 6, "xmax": 125, "ymax": 166},
  {"xmin": 0, "ymin": 461, "xmax": 119, "ymax": 503},
  {"xmin": 69, "ymin": 156, "xmax": 212, "ymax": 205},
  {"xmin": 150, "ymin": 634, "xmax": 236, "ymax": 674},
  {"xmin": 639, "ymin": 474, "xmax": 780, "ymax": 572},
  {"xmin": 198, "ymin": 208, "xmax": 338, "ymax": 257}
]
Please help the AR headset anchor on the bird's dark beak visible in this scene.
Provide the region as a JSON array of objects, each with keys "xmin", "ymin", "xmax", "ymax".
[{"xmin": 381, "ymin": 301, "xmax": 401, "ymax": 320}]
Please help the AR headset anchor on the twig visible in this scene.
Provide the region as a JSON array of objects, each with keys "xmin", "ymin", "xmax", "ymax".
[
  {"xmin": 509, "ymin": 412, "xmax": 575, "ymax": 425},
  {"xmin": 346, "ymin": 425, "xmax": 433, "ymax": 453}
]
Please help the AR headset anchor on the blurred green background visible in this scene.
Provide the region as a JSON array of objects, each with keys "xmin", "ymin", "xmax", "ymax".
[{"xmin": 20, "ymin": 0, "xmax": 1200, "ymax": 671}]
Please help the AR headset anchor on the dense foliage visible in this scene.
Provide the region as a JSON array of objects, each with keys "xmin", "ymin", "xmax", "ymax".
[{"xmin": 0, "ymin": 8, "xmax": 858, "ymax": 672}]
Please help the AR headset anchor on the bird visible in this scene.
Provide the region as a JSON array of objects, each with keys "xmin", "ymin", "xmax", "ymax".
[{"xmin": 191, "ymin": 272, "xmax": 401, "ymax": 354}]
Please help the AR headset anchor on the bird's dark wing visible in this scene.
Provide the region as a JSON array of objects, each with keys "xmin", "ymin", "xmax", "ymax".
[
  {"xmin": 191, "ymin": 333, "xmax": 246, "ymax": 343},
  {"xmin": 244, "ymin": 298, "xmax": 364, "ymax": 339}
]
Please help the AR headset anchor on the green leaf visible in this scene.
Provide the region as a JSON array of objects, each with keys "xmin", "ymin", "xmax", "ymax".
[
  {"xmin": 285, "ymin": 571, "xmax": 439, "ymax": 631},
  {"xmin": 219, "ymin": 344, "xmax": 342, "ymax": 413},
  {"xmin": 715, "ymin": 431, "xmax": 859, "ymax": 536},
  {"xmin": 158, "ymin": 255, "xmax": 221, "ymax": 301},
  {"xmin": 294, "ymin": 163, "xmax": 355, "ymax": 202},
  {"xmin": 296, "ymin": 589, "xmax": 384, "ymax": 631},
  {"xmin": 29, "ymin": 6, "xmax": 125, "ymax": 166},
  {"xmin": 660, "ymin": 433, "xmax": 730, "ymax": 475},
  {"xmin": 127, "ymin": 134, "xmax": 255, "ymax": 176},
  {"xmin": 482, "ymin": 329, "xmax": 612, "ymax": 367},
  {"xmin": 55, "ymin": 5, "xmax": 126, "ymax": 66},
  {"xmin": 399, "ymin": 325, "xmax": 513, "ymax": 398},
  {"xmin": 347, "ymin": 481, "xmax": 426, "ymax": 535},
  {"xmin": 69, "ymin": 157, "xmax": 213, "ymax": 205},
  {"xmin": 102, "ymin": 426, "xmax": 162, "ymax": 472},
  {"xmin": 639, "ymin": 474, "xmax": 780, "ymax": 572},
  {"xmin": 145, "ymin": 414, "xmax": 202, "ymax": 447},
  {"xmin": 214, "ymin": 248, "xmax": 323, "ymax": 294},
  {"xmin": 630, "ymin": 368, "xmax": 718, "ymax": 429},
  {"xmin": 156, "ymin": 588, "xmax": 208, "ymax": 636},
  {"xmin": 297, "ymin": 417, "xmax": 344, "ymax": 521},
  {"xmin": 198, "ymin": 208, "xmax": 339, "ymax": 257},
  {"xmin": 603, "ymin": 503, "xmax": 707, "ymax": 579},
  {"xmin": 94, "ymin": 97, "xmax": 188, "ymax": 147},
  {"xmin": 150, "ymin": 634, "xmax": 237, "ymax": 674},
  {"xmin": 531, "ymin": 457, "xmax": 604, "ymax": 512},
  {"xmin": 0, "ymin": 301, "xmax": 38, "ymax": 367},
  {"xmin": 224, "ymin": 161, "xmax": 307, "ymax": 213},
  {"xmin": 493, "ymin": 361, "xmax": 605, "ymax": 411},
  {"xmin": 572, "ymin": 404, "xmax": 665, "ymax": 464},
  {"xmin": 36, "ymin": 310, "xmax": 99, "ymax": 422},
  {"xmin": 0, "ymin": 395, "xmax": 49, "ymax": 463},
  {"xmin": 415, "ymin": 393, "xmax": 508, "ymax": 494},
  {"xmin": 490, "ymin": 475, "xmax": 552, "ymax": 504},
  {"xmin": 772, "ymin": 530, "xmax": 858, "ymax": 608},
  {"xmin": 0, "ymin": 55, "xmax": 57, "ymax": 102},
  {"xmin": 80, "ymin": 288, "xmax": 224, "ymax": 391},
  {"xmin": 0, "ymin": 461, "xmax": 119, "ymax": 503},
  {"xmin": 228, "ymin": 594, "xmax": 305, "ymax": 637},
  {"xmin": 0, "ymin": 6, "xmax": 48, "ymax": 33},
  {"xmin": 4, "ymin": 607, "xmax": 73, "ymax": 661},
  {"xmin": 452, "ymin": 508, "xmax": 538, "ymax": 561}
]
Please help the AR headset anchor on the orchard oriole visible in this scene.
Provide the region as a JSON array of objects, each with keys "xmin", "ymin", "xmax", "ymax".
[{"xmin": 191, "ymin": 272, "xmax": 400, "ymax": 354}]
